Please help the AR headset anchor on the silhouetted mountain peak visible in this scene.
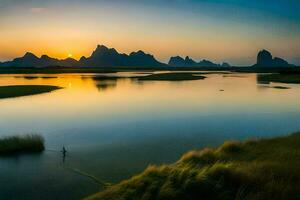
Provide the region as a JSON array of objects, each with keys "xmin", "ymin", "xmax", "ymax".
[
  {"xmin": 91, "ymin": 45, "xmax": 118, "ymax": 57},
  {"xmin": 41, "ymin": 55, "xmax": 50, "ymax": 59},
  {"xmin": 254, "ymin": 49, "xmax": 293, "ymax": 67},
  {"xmin": 23, "ymin": 52, "xmax": 38, "ymax": 59},
  {"xmin": 168, "ymin": 56, "xmax": 185, "ymax": 67},
  {"xmin": 62, "ymin": 57, "xmax": 77, "ymax": 62},
  {"xmin": 184, "ymin": 56, "xmax": 189, "ymax": 61},
  {"xmin": 221, "ymin": 62, "xmax": 231, "ymax": 68},
  {"xmin": 96, "ymin": 44, "xmax": 108, "ymax": 51},
  {"xmin": 130, "ymin": 50, "xmax": 147, "ymax": 56},
  {"xmin": 169, "ymin": 55, "xmax": 226, "ymax": 67},
  {"xmin": 257, "ymin": 50, "xmax": 273, "ymax": 66},
  {"xmin": 130, "ymin": 50, "xmax": 154, "ymax": 59},
  {"xmin": 40, "ymin": 55, "xmax": 54, "ymax": 61},
  {"xmin": 79, "ymin": 45, "xmax": 165, "ymax": 67},
  {"xmin": 173, "ymin": 56, "xmax": 183, "ymax": 60},
  {"xmin": 169, "ymin": 56, "xmax": 185, "ymax": 63},
  {"xmin": 260, "ymin": 49, "xmax": 272, "ymax": 56},
  {"xmin": 185, "ymin": 56, "xmax": 197, "ymax": 65},
  {"xmin": 79, "ymin": 56, "xmax": 87, "ymax": 62},
  {"xmin": 137, "ymin": 50, "xmax": 145, "ymax": 54}
]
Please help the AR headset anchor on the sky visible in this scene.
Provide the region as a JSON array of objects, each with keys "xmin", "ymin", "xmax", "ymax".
[{"xmin": 0, "ymin": 0, "xmax": 299, "ymax": 65}]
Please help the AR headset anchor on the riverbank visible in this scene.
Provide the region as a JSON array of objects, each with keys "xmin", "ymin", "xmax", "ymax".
[{"xmin": 86, "ymin": 132, "xmax": 300, "ymax": 200}]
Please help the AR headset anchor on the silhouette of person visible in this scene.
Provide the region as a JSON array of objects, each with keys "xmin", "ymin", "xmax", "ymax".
[{"xmin": 62, "ymin": 146, "xmax": 67, "ymax": 163}]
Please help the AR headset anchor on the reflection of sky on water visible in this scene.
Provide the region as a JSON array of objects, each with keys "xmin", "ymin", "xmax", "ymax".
[{"xmin": 0, "ymin": 72, "xmax": 300, "ymax": 200}]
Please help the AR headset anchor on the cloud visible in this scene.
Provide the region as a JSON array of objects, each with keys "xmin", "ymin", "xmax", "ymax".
[{"xmin": 30, "ymin": 7, "xmax": 45, "ymax": 13}]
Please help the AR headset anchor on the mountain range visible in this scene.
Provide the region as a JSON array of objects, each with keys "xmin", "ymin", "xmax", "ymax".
[
  {"xmin": 168, "ymin": 56, "xmax": 230, "ymax": 68},
  {"xmin": 0, "ymin": 45, "xmax": 165, "ymax": 68},
  {"xmin": 0, "ymin": 52, "xmax": 80, "ymax": 68},
  {"xmin": 0, "ymin": 45, "xmax": 296, "ymax": 68},
  {"xmin": 79, "ymin": 45, "xmax": 165, "ymax": 67}
]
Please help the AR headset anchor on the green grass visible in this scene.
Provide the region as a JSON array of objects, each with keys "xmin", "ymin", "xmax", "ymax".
[
  {"xmin": 257, "ymin": 73, "xmax": 300, "ymax": 84},
  {"xmin": 0, "ymin": 85, "xmax": 62, "ymax": 99},
  {"xmin": 0, "ymin": 134, "xmax": 45, "ymax": 155},
  {"xmin": 136, "ymin": 73, "xmax": 206, "ymax": 81},
  {"xmin": 86, "ymin": 133, "xmax": 300, "ymax": 200}
]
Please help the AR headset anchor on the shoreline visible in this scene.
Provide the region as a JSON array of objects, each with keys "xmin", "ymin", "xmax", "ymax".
[{"xmin": 0, "ymin": 66, "xmax": 300, "ymax": 74}]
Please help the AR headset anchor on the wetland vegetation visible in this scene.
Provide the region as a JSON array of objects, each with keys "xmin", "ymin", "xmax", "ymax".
[
  {"xmin": 86, "ymin": 133, "xmax": 300, "ymax": 200},
  {"xmin": 0, "ymin": 134, "xmax": 44, "ymax": 155}
]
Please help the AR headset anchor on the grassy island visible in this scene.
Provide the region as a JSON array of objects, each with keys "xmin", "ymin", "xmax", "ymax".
[
  {"xmin": 0, "ymin": 134, "xmax": 45, "ymax": 155},
  {"xmin": 136, "ymin": 73, "xmax": 206, "ymax": 81},
  {"xmin": 258, "ymin": 73, "xmax": 300, "ymax": 84},
  {"xmin": 86, "ymin": 132, "xmax": 300, "ymax": 200},
  {"xmin": 0, "ymin": 85, "xmax": 62, "ymax": 99}
]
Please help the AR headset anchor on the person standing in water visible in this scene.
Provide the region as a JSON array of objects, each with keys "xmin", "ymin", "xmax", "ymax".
[{"xmin": 62, "ymin": 146, "xmax": 67, "ymax": 163}]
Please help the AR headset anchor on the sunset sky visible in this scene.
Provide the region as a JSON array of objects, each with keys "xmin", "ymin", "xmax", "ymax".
[{"xmin": 0, "ymin": 0, "xmax": 299, "ymax": 65}]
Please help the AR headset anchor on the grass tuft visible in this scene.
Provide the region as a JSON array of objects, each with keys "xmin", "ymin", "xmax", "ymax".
[
  {"xmin": 218, "ymin": 141, "xmax": 243, "ymax": 154},
  {"xmin": 0, "ymin": 134, "xmax": 45, "ymax": 155}
]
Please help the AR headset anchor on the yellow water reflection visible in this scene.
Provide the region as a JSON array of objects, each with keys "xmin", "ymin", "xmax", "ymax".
[
  {"xmin": 0, "ymin": 73, "xmax": 300, "ymax": 118},
  {"xmin": 1, "ymin": 72, "xmax": 300, "ymax": 200}
]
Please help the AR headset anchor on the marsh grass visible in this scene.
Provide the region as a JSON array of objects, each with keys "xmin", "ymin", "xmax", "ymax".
[
  {"xmin": 86, "ymin": 133, "xmax": 300, "ymax": 200},
  {"xmin": 0, "ymin": 85, "xmax": 62, "ymax": 99},
  {"xmin": 0, "ymin": 134, "xmax": 45, "ymax": 155}
]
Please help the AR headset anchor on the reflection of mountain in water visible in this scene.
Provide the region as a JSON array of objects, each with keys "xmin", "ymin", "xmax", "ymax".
[
  {"xmin": 95, "ymin": 80, "xmax": 118, "ymax": 91},
  {"xmin": 87, "ymin": 76, "xmax": 122, "ymax": 92}
]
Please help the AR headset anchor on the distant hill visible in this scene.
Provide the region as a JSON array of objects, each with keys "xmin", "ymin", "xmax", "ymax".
[
  {"xmin": 80, "ymin": 45, "xmax": 165, "ymax": 67},
  {"xmin": 0, "ymin": 52, "xmax": 80, "ymax": 67},
  {"xmin": 168, "ymin": 56, "xmax": 230, "ymax": 68},
  {"xmin": 253, "ymin": 50, "xmax": 295, "ymax": 67}
]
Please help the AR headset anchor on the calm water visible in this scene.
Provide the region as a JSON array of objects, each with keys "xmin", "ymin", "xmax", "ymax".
[{"xmin": 1, "ymin": 72, "xmax": 300, "ymax": 200}]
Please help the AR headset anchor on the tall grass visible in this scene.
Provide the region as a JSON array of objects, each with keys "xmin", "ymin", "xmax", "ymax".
[
  {"xmin": 86, "ymin": 132, "xmax": 300, "ymax": 200},
  {"xmin": 0, "ymin": 134, "xmax": 45, "ymax": 155}
]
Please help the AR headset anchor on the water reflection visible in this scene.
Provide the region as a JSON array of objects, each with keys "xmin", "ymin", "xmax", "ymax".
[
  {"xmin": 0, "ymin": 72, "xmax": 300, "ymax": 200},
  {"xmin": 95, "ymin": 80, "xmax": 117, "ymax": 91},
  {"xmin": 87, "ymin": 76, "xmax": 123, "ymax": 92}
]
